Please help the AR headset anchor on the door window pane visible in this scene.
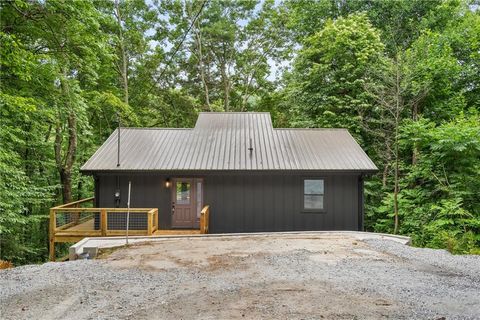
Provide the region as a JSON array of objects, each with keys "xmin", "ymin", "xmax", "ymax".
[
  {"xmin": 304, "ymin": 179, "xmax": 324, "ymax": 210},
  {"xmin": 176, "ymin": 182, "xmax": 191, "ymax": 204}
]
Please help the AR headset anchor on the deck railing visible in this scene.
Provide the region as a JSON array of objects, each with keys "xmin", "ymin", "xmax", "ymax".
[
  {"xmin": 50, "ymin": 199, "xmax": 208, "ymax": 261},
  {"xmin": 200, "ymin": 205, "xmax": 210, "ymax": 234},
  {"xmin": 49, "ymin": 198, "xmax": 158, "ymax": 260}
]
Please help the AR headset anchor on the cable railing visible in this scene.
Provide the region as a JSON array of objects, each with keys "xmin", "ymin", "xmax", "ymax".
[
  {"xmin": 49, "ymin": 198, "xmax": 158, "ymax": 260},
  {"xmin": 49, "ymin": 198, "xmax": 208, "ymax": 261}
]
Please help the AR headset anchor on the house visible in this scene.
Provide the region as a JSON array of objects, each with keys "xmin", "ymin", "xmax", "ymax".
[{"xmin": 80, "ymin": 112, "xmax": 377, "ymax": 233}]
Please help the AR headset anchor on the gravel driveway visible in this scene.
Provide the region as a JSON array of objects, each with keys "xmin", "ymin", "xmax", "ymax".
[{"xmin": 1, "ymin": 233, "xmax": 479, "ymax": 319}]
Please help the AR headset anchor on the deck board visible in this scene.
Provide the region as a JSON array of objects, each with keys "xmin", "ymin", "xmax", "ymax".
[
  {"xmin": 153, "ymin": 229, "xmax": 201, "ymax": 235},
  {"xmin": 67, "ymin": 218, "xmax": 95, "ymax": 231}
]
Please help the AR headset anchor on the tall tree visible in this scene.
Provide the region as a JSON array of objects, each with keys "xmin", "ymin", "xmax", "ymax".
[
  {"xmin": 286, "ymin": 13, "xmax": 384, "ymax": 140},
  {"xmin": 158, "ymin": 0, "xmax": 290, "ymax": 111},
  {"xmin": 114, "ymin": 0, "xmax": 129, "ymax": 105},
  {"xmin": 366, "ymin": 54, "xmax": 420, "ymax": 234}
]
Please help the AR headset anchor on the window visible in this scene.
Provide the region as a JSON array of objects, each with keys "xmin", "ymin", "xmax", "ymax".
[
  {"xmin": 196, "ymin": 180, "xmax": 203, "ymax": 219},
  {"xmin": 304, "ymin": 179, "xmax": 324, "ymax": 210},
  {"xmin": 176, "ymin": 182, "xmax": 191, "ymax": 204}
]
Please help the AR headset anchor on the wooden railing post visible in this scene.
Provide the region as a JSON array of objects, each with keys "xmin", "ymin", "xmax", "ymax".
[
  {"xmin": 49, "ymin": 209, "xmax": 56, "ymax": 261},
  {"xmin": 200, "ymin": 205, "xmax": 210, "ymax": 234},
  {"xmin": 147, "ymin": 210, "xmax": 153, "ymax": 235},
  {"xmin": 101, "ymin": 209, "xmax": 107, "ymax": 236},
  {"xmin": 205, "ymin": 206, "xmax": 209, "ymax": 233}
]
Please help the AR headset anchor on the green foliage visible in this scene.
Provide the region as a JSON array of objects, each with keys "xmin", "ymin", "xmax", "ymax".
[
  {"xmin": 286, "ymin": 13, "xmax": 384, "ymax": 143},
  {"xmin": 284, "ymin": 0, "xmax": 479, "ymax": 254},
  {"xmin": 0, "ymin": 91, "xmax": 57, "ymax": 264},
  {"xmin": 371, "ymin": 115, "xmax": 480, "ymax": 254}
]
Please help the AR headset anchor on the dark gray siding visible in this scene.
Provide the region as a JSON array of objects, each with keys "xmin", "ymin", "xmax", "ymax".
[
  {"xmin": 95, "ymin": 172, "xmax": 360, "ymax": 232},
  {"xmin": 96, "ymin": 174, "xmax": 172, "ymax": 229}
]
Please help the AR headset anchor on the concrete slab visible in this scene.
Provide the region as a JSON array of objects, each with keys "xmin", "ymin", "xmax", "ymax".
[{"xmin": 68, "ymin": 231, "xmax": 411, "ymax": 260}]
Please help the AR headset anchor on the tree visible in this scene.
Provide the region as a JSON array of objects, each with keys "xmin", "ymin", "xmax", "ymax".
[
  {"xmin": 394, "ymin": 114, "xmax": 480, "ymax": 253},
  {"xmin": 157, "ymin": 0, "xmax": 290, "ymax": 112},
  {"xmin": 365, "ymin": 54, "xmax": 421, "ymax": 234},
  {"xmin": 286, "ymin": 13, "xmax": 384, "ymax": 141}
]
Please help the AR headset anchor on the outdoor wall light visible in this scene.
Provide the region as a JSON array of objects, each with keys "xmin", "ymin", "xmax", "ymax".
[
  {"xmin": 114, "ymin": 189, "xmax": 121, "ymax": 208},
  {"xmin": 165, "ymin": 178, "xmax": 171, "ymax": 188}
]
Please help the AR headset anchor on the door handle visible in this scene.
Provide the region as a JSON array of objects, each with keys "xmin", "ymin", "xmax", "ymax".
[{"xmin": 171, "ymin": 202, "xmax": 175, "ymax": 215}]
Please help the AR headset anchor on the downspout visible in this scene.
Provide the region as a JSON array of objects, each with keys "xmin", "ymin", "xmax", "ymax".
[
  {"xmin": 115, "ymin": 114, "xmax": 121, "ymax": 208},
  {"xmin": 117, "ymin": 114, "xmax": 121, "ymax": 168},
  {"xmin": 94, "ymin": 174, "xmax": 99, "ymax": 207},
  {"xmin": 358, "ymin": 174, "xmax": 364, "ymax": 231}
]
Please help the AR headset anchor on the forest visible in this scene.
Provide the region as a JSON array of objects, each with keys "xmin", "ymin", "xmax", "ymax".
[{"xmin": 0, "ymin": 0, "xmax": 479, "ymax": 265}]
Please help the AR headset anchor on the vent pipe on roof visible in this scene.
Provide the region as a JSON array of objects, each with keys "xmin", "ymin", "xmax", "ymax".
[
  {"xmin": 117, "ymin": 112, "xmax": 121, "ymax": 167},
  {"xmin": 248, "ymin": 138, "xmax": 253, "ymax": 156}
]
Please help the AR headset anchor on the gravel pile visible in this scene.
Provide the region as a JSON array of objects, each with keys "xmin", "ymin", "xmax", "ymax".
[{"xmin": 1, "ymin": 233, "xmax": 479, "ymax": 320}]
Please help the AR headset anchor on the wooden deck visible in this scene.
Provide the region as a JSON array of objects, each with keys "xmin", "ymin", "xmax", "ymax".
[
  {"xmin": 49, "ymin": 198, "xmax": 210, "ymax": 261},
  {"xmin": 153, "ymin": 229, "xmax": 201, "ymax": 235},
  {"xmin": 57, "ymin": 219, "xmax": 200, "ymax": 236},
  {"xmin": 63, "ymin": 218, "xmax": 94, "ymax": 231}
]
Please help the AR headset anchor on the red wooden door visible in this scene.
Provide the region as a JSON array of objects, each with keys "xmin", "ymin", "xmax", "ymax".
[{"xmin": 172, "ymin": 178, "xmax": 196, "ymax": 228}]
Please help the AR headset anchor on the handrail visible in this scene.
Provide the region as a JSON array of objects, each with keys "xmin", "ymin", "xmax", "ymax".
[
  {"xmin": 51, "ymin": 197, "xmax": 95, "ymax": 209},
  {"xmin": 52, "ymin": 207, "xmax": 157, "ymax": 212},
  {"xmin": 200, "ymin": 205, "xmax": 210, "ymax": 234}
]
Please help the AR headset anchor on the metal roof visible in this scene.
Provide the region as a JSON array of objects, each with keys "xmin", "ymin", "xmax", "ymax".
[{"xmin": 81, "ymin": 112, "xmax": 377, "ymax": 172}]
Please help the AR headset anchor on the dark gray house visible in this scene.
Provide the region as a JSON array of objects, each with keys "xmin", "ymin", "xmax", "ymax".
[{"xmin": 80, "ymin": 112, "xmax": 377, "ymax": 233}]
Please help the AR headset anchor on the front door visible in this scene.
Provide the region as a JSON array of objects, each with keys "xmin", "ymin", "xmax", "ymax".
[{"xmin": 172, "ymin": 178, "xmax": 197, "ymax": 228}]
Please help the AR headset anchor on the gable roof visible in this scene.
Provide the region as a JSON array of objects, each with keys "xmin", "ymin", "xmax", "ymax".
[{"xmin": 81, "ymin": 112, "xmax": 377, "ymax": 173}]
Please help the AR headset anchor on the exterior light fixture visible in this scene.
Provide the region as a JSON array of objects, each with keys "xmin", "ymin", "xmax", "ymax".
[
  {"xmin": 114, "ymin": 189, "xmax": 121, "ymax": 208},
  {"xmin": 165, "ymin": 178, "xmax": 171, "ymax": 188}
]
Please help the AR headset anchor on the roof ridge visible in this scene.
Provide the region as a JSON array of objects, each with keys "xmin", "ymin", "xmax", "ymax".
[
  {"xmin": 81, "ymin": 119, "xmax": 378, "ymax": 172},
  {"xmin": 274, "ymin": 128, "xmax": 348, "ymax": 131},
  {"xmin": 119, "ymin": 127, "xmax": 192, "ymax": 130}
]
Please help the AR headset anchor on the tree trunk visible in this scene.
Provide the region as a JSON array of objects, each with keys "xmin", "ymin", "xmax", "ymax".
[
  {"xmin": 55, "ymin": 69, "xmax": 78, "ymax": 204},
  {"xmin": 393, "ymin": 135, "xmax": 399, "ymax": 234},
  {"xmin": 115, "ymin": 0, "xmax": 129, "ymax": 105},
  {"xmin": 60, "ymin": 168, "xmax": 73, "ymax": 203},
  {"xmin": 220, "ymin": 44, "xmax": 230, "ymax": 111},
  {"xmin": 411, "ymin": 101, "xmax": 418, "ymax": 165},
  {"xmin": 393, "ymin": 62, "xmax": 401, "ymax": 234},
  {"xmin": 77, "ymin": 180, "xmax": 83, "ymax": 201},
  {"xmin": 194, "ymin": 18, "xmax": 210, "ymax": 110},
  {"xmin": 382, "ymin": 162, "xmax": 389, "ymax": 188},
  {"xmin": 241, "ymin": 74, "xmax": 253, "ymax": 111},
  {"xmin": 221, "ymin": 60, "xmax": 230, "ymax": 111}
]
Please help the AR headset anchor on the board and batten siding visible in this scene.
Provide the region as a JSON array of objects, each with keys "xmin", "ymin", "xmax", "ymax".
[
  {"xmin": 204, "ymin": 173, "xmax": 359, "ymax": 232},
  {"xmin": 95, "ymin": 172, "xmax": 361, "ymax": 232}
]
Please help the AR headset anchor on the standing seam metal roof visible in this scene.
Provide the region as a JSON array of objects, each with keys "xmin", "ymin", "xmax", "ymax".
[{"xmin": 81, "ymin": 112, "xmax": 378, "ymax": 172}]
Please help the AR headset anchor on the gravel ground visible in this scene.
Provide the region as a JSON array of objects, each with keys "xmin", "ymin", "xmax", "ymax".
[{"xmin": 1, "ymin": 233, "xmax": 479, "ymax": 320}]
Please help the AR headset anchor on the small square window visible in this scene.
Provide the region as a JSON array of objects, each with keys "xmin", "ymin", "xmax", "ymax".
[{"xmin": 304, "ymin": 179, "xmax": 324, "ymax": 210}]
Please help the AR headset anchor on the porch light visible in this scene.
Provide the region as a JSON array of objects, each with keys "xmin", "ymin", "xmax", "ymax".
[{"xmin": 165, "ymin": 178, "xmax": 171, "ymax": 188}]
